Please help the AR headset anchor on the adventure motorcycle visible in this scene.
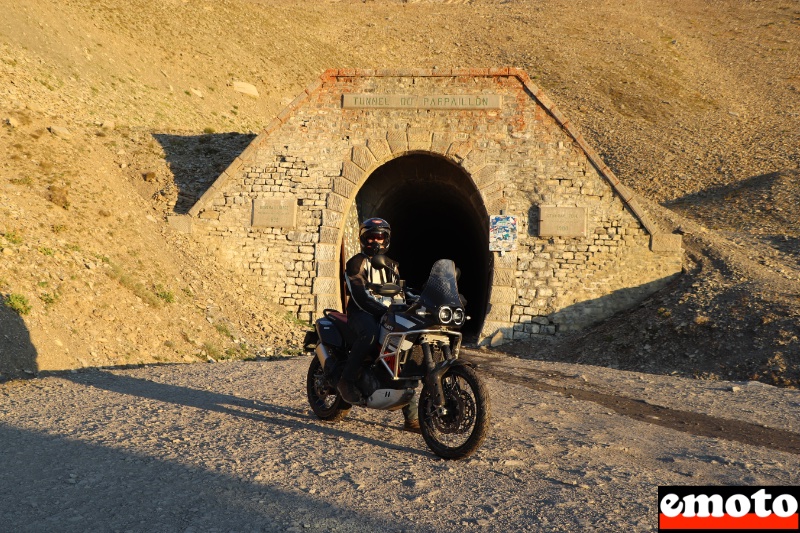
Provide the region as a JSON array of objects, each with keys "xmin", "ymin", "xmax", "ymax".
[{"xmin": 304, "ymin": 256, "xmax": 490, "ymax": 459}]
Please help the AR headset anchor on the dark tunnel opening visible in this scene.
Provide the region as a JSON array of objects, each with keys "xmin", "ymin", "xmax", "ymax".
[{"xmin": 352, "ymin": 153, "xmax": 492, "ymax": 338}]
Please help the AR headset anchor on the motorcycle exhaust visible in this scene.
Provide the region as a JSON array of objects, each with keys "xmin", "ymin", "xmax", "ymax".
[{"xmin": 315, "ymin": 343, "xmax": 333, "ymax": 370}]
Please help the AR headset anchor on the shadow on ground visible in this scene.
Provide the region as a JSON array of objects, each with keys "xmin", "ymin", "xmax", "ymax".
[
  {"xmin": 0, "ymin": 298, "xmax": 37, "ymax": 381},
  {"xmin": 70, "ymin": 369, "xmax": 427, "ymax": 458},
  {"xmin": 0, "ymin": 368, "xmax": 431, "ymax": 532},
  {"xmin": 0, "ymin": 424, "xmax": 428, "ymax": 532},
  {"xmin": 152, "ymin": 132, "xmax": 256, "ymax": 214},
  {"xmin": 465, "ymin": 351, "xmax": 800, "ymax": 456},
  {"xmin": 663, "ymin": 169, "xmax": 800, "ymax": 257}
]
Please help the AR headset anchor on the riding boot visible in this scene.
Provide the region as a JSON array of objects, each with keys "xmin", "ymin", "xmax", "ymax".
[
  {"xmin": 338, "ymin": 309, "xmax": 379, "ymax": 405},
  {"xmin": 336, "ymin": 378, "xmax": 363, "ymax": 404},
  {"xmin": 336, "ymin": 349, "xmax": 365, "ymax": 404},
  {"xmin": 402, "ymin": 389, "xmax": 420, "ymax": 433}
]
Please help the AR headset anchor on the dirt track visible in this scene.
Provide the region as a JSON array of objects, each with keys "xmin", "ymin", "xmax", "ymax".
[{"xmin": 2, "ymin": 352, "xmax": 798, "ymax": 532}]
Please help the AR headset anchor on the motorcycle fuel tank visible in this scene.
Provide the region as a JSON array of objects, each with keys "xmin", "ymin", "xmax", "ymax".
[{"xmin": 380, "ymin": 309, "xmax": 424, "ymax": 335}]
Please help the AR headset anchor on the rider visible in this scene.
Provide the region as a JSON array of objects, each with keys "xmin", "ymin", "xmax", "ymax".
[{"xmin": 338, "ymin": 217, "xmax": 419, "ymax": 432}]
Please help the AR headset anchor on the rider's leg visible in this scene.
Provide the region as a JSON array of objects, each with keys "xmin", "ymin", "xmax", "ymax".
[
  {"xmin": 337, "ymin": 309, "xmax": 378, "ymax": 403},
  {"xmin": 402, "ymin": 390, "xmax": 420, "ymax": 432}
]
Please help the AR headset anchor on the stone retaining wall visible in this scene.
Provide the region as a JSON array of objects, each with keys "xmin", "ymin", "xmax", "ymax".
[{"xmin": 175, "ymin": 68, "xmax": 682, "ymax": 344}]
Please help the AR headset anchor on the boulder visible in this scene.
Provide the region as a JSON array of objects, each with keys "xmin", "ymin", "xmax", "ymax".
[
  {"xmin": 232, "ymin": 81, "xmax": 259, "ymax": 98},
  {"xmin": 48, "ymin": 125, "xmax": 71, "ymax": 138}
]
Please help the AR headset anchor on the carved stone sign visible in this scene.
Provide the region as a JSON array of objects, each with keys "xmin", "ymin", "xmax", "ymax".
[
  {"xmin": 252, "ymin": 198, "xmax": 297, "ymax": 228},
  {"xmin": 538, "ymin": 206, "xmax": 588, "ymax": 237},
  {"xmin": 342, "ymin": 94, "xmax": 502, "ymax": 110}
]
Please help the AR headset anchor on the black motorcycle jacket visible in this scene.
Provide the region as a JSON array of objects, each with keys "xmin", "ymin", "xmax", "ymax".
[{"xmin": 344, "ymin": 253, "xmax": 400, "ymax": 317}]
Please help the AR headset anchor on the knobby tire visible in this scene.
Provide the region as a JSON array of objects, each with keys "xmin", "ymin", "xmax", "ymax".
[
  {"xmin": 419, "ymin": 364, "xmax": 490, "ymax": 460},
  {"xmin": 306, "ymin": 353, "xmax": 351, "ymax": 422}
]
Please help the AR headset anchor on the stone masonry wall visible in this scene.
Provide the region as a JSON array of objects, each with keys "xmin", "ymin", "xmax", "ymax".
[{"xmin": 184, "ymin": 68, "xmax": 682, "ymax": 343}]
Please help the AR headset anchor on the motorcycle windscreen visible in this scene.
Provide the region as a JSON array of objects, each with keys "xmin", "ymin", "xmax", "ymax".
[{"xmin": 419, "ymin": 259, "xmax": 463, "ymax": 310}]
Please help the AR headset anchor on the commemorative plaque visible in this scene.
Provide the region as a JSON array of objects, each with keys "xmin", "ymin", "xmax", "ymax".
[
  {"xmin": 252, "ymin": 198, "xmax": 297, "ymax": 228},
  {"xmin": 538, "ymin": 206, "xmax": 588, "ymax": 237}
]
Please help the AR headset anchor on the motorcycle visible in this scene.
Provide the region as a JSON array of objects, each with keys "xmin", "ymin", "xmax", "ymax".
[{"xmin": 304, "ymin": 256, "xmax": 490, "ymax": 460}]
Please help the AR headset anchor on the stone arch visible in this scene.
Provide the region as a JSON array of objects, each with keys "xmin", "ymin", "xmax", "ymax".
[
  {"xmin": 312, "ymin": 135, "xmax": 502, "ymax": 337},
  {"xmin": 342, "ymin": 151, "xmax": 493, "ymax": 337}
]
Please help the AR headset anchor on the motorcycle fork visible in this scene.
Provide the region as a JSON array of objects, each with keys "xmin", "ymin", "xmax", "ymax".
[
  {"xmin": 441, "ymin": 343, "xmax": 453, "ymax": 360},
  {"xmin": 422, "ymin": 341, "xmax": 455, "ymax": 412}
]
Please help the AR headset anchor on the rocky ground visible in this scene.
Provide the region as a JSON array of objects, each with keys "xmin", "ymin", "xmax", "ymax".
[{"xmin": 1, "ymin": 353, "xmax": 798, "ymax": 532}]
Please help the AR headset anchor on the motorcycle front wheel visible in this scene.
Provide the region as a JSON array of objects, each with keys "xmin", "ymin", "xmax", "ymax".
[
  {"xmin": 306, "ymin": 354, "xmax": 351, "ymax": 422},
  {"xmin": 419, "ymin": 364, "xmax": 490, "ymax": 460}
]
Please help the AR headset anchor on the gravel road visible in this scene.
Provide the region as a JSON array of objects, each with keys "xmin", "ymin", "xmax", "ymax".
[{"xmin": 2, "ymin": 351, "xmax": 799, "ymax": 532}]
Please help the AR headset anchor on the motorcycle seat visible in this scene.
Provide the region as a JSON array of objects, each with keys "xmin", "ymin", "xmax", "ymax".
[{"xmin": 325, "ymin": 310, "xmax": 348, "ymax": 324}]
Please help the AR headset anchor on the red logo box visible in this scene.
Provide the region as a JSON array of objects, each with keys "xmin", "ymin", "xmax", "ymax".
[{"xmin": 658, "ymin": 486, "xmax": 799, "ymax": 532}]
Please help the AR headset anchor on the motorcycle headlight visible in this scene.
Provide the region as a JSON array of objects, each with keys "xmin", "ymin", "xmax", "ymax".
[
  {"xmin": 438, "ymin": 306, "xmax": 453, "ymax": 324},
  {"xmin": 453, "ymin": 308, "xmax": 465, "ymax": 326}
]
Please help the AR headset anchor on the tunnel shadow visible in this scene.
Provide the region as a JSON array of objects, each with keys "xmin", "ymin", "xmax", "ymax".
[
  {"xmin": 488, "ymin": 273, "xmax": 684, "ymax": 365},
  {"xmin": 547, "ymin": 276, "xmax": 681, "ymax": 333},
  {"xmin": 494, "ymin": 260, "xmax": 800, "ymax": 388},
  {"xmin": 663, "ymin": 171, "xmax": 795, "ymax": 211},
  {"xmin": 152, "ymin": 132, "xmax": 256, "ymax": 214},
  {"xmin": 663, "ymin": 170, "xmax": 800, "ymax": 258},
  {"xmin": 0, "ymin": 297, "xmax": 38, "ymax": 381},
  {"xmin": 0, "ymin": 423, "xmax": 432, "ymax": 532},
  {"xmin": 499, "ymin": 273, "xmax": 683, "ymax": 341},
  {"xmin": 66, "ymin": 368, "xmax": 428, "ymax": 458}
]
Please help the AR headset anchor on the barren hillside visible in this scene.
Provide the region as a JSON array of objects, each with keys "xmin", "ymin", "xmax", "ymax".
[{"xmin": 1, "ymin": 0, "xmax": 798, "ymax": 384}]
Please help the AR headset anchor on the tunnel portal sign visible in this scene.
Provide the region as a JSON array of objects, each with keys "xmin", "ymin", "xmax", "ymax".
[
  {"xmin": 252, "ymin": 197, "xmax": 297, "ymax": 228},
  {"xmin": 343, "ymin": 94, "xmax": 502, "ymax": 110},
  {"xmin": 539, "ymin": 206, "xmax": 588, "ymax": 237}
]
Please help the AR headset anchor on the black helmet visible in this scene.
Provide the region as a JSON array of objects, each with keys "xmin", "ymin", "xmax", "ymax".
[{"xmin": 359, "ymin": 217, "xmax": 391, "ymax": 256}]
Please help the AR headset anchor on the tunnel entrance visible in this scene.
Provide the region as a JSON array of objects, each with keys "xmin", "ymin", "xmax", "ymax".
[
  {"xmin": 188, "ymin": 69, "xmax": 681, "ymax": 345},
  {"xmin": 344, "ymin": 153, "xmax": 492, "ymax": 339}
]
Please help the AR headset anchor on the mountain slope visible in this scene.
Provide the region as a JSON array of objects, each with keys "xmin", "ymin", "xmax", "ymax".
[{"xmin": 1, "ymin": 0, "xmax": 798, "ymax": 383}]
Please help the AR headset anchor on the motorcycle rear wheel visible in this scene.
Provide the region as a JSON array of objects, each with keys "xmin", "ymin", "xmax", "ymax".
[
  {"xmin": 419, "ymin": 364, "xmax": 490, "ymax": 460},
  {"xmin": 306, "ymin": 354, "xmax": 351, "ymax": 421}
]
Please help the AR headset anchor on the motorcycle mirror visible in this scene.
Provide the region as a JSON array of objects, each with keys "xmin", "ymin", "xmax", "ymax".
[
  {"xmin": 375, "ymin": 283, "xmax": 402, "ymax": 297},
  {"xmin": 370, "ymin": 254, "xmax": 391, "ymax": 270}
]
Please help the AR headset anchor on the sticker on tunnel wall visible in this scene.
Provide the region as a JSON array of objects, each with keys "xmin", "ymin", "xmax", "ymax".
[{"xmin": 489, "ymin": 215, "xmax": 517, "ymax": 252}]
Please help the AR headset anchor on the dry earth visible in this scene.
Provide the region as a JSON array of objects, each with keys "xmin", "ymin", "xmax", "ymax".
[
  {"xmin": 0, "ymin": 1, "xmax": 799, "ymax": 527},
  {"xmin": 0, "ymin": 354, "xmax": 798, "ymax": 532}
]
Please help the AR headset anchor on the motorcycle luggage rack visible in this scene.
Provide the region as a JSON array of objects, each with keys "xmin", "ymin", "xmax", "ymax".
[{"xmin": 377, "ymin": 330, "xmax": 462, "ymax": 380}]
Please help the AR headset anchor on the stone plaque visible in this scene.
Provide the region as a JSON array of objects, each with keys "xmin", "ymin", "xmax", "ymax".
[
  {"xmin": 539, "ymin": 206, "xmax": 588, "ymax": 237},
  {"xmin": 252, "ymin": 198, "xmax": 297, "ymax": 228},
  {"xmin": 342, "ymin": 94, "xmax": 502, "ymax": 110}
]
